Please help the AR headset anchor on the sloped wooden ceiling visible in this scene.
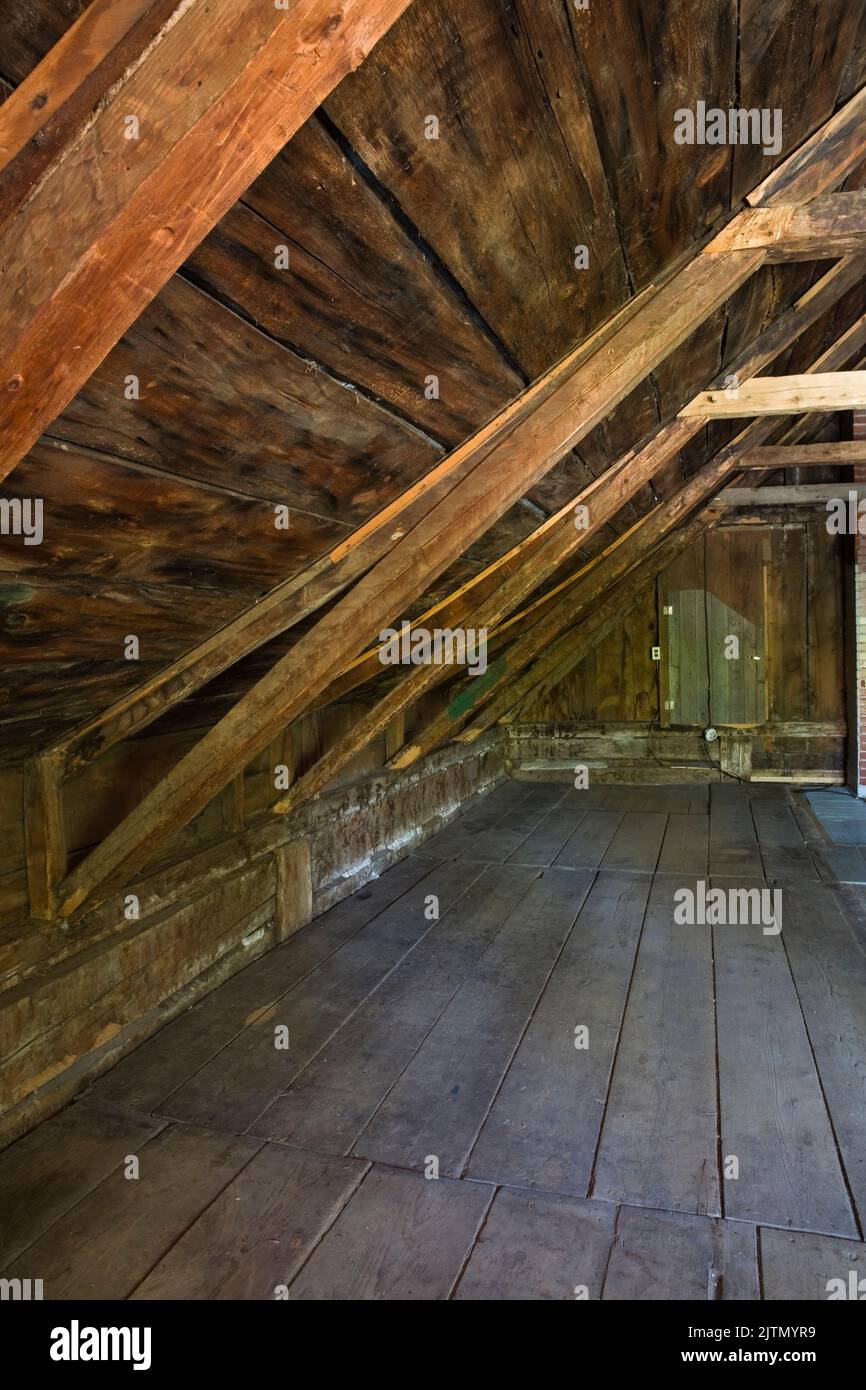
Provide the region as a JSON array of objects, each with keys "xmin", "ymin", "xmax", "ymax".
[{"xmin": 2, "ymin": 0, "xmax": 866, "ymax": 755}]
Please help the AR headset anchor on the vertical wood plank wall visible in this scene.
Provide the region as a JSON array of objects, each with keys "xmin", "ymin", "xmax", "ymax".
[{"xmin": 520, "ymin": 522, "xmax": 846, "ymax": 729}]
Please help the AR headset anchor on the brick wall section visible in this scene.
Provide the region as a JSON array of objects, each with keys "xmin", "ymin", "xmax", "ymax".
[{"xmin": 850, "ymin": 413, "xmax": 866, "ymax": 795}]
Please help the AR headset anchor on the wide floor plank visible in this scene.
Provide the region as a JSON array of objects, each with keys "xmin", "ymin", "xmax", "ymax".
[
  {"xmin": 132, "ymin": 1146, "xmax": 366, "ymax": 1300},
  {"xmin": 91, "ymin": 854, "xmax": 442, "ymax": 1113},
  {"xmin": 455, "ymin": 1188, "xmax": 616, "ymax": 1300},
  {"xmin": 713, "ymin": 878, "xmax": 857, "ymax": 1237},
  {"xmin": 354, "ymin": 868, "xmax": 594, "ymax": 1176},
  {"xmin": 602, "ymin": 1205, "xmax": 759, "ymax": 1301},
  {"xmin": 781, "ymin": 882, "xmax": 866, "ymax": 1227},
  {"xmin": 601, "ymin": 811, "xmax": 668, "ymax": 873},
  {"xmin": 287, "ymin": 1165, "xmax": 492, "ymax": 1300},
  {"xmin": 467, "ymin": 872, "xmax": 649, "ymax": 1195},
  {"xmin": 592, "ymin": 873, "xmax": 720, "ymax": 1215},
  {"xmin": 1, "ymin": 1124, "xmax": 258, "ymax": 1299},
  {"xmin": 658, "ymin": 813, "xmax": 709, "ymax": 875},
  {"xmin": 248, "ymin": 865, "xmax": 540, "ymax": 1151},
  {"xmin": 760, "ymin": 1226, "xmax": 866, "ymax": 1300},
  {"xmin": 160, "ymin": 859, "xmax": 486, "ymax": 1131},
  {"xmin": 0, "ymin": 1101, "xmax": 163, "ymax": 1268},
  {"xmin": 554, "ymin": 810, "xmax": 624, "ymax": 869}
]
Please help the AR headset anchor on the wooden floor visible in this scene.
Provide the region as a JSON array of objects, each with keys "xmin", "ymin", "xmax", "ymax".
[{"xmin": 3, "ymin": 778, "xmax": 866, "ymax": 1301}]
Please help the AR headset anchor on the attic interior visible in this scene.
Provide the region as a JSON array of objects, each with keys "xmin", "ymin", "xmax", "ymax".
[{"xmin": 3, "ymin": 0, "xmax": 866, "ymax": 1312}]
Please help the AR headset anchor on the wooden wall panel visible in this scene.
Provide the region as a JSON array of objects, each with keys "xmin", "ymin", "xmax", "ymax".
[{"xmin": 524, "ymin": 522, "xmax": 846, "ymax": 728}]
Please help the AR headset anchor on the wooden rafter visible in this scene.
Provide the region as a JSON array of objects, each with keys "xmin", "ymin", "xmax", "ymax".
[
  {"xmin": 711, "ymin": 483, "xmax": 866, "ymax": 507},
  {"xmin": 0, "ymin": 0, "xmax": 415, "ymax": 481},
  {"xmin": 682, "ymin": 371, "xmax": 866, "ymax": 418},
  {"xmin": 44, "ymin": 245, "xmax": 711, "ymax": 781},
  {"xmin": 704, "ymin": 191, "xmax": 866, "ymax": 260},
  {"xmin": 49, "ymin": 253, "xmax": 865, "ymax": 785},
  {"xmin": 54, "ymin": 247, "xmax": 763, "ymax": 920},
  {"xmin": 738, "ymin": 442, "xmax": 866, "ymax": 468}
]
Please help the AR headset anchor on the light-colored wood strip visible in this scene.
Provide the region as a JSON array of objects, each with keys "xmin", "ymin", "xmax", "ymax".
[
  {"xmin": 738, "ymin": 441, "xmax": 866, "ymax": 467},
  {"xmin": 705, "ymin": 192, "xmax": 866, "ymax": 260},
  {"xmin": 712, "ymin": 483, "xmax": 866, "ymax": 507},
  {"xmin": 683, "ymin": 371, "xmax": 866, "ymax": 418}
]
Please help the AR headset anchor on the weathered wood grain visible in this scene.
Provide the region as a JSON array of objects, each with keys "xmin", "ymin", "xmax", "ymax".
[
  {"xmin": 131, "ymin": 1145, "xmax": 366, "ymax": 1300},
  {"xmin": 0, "ymin": 0, "xmax": 416, "ymax": 478},
  {"xmin": 0, "ymin": 1122, "xmax": 259, "ymax": 1299},
  {"xmin": 287, "ymin": 1165, "xmax": 492, "ymax": 1301},
  {"xmin": 455, "ymin": 1188, "xmax": 616, "ymax": 1301},
  {"xmin": 354, "ymin": 867, "xmax": 593, "ymax": 1176},
  {"xmin": 592, "ymin": 873, "xmax": 720, "ymax": 1215},
  {"xmin": 0, "ymin": 1100, "xmax": 163, "ymax": 1268},
  {"xmin": 159, "ymin": 859, "xmax": 484, "ymax": 1132},
  {"xmin": 467, "ymin": 872, "xmax": 649, "ymax": 1196},
  {"xmin": 713, "ymin": 876, "xmax": 857, "ymax": 1236},
  {"xmin": 249, "ymin": 864, "xmax": 540, "ymax": 1154},
  {"xmin": 188, "ymin": 115, "xmax": 521, "ymax": 444},
  {"xmin": 89, "ymin": 854, "xmax": 440, "ymax": 1114}
]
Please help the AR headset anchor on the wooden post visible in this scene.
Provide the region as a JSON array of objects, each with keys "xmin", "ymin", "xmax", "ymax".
[
  {"xmin": 385, "ymin": 711, "xmax": 406, "ymax": 761},
  {"xmin": 23, "ymin": 751, "xmax": 67, "ymax": 920},
  {"xmin": 720, "ymin": 731, "xmax": 753, "ymax": 781},
  {"xmin": 275, "ymin": 840, "xmax": 313, "ymax": 943}
]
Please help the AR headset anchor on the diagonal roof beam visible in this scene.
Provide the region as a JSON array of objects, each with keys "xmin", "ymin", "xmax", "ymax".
[
  {"xmin": 0, "ymin": 0, "xmax": 415, "ymax": 481},
  {"xmin": 56, "ymin": 244, "xmax": 762, "ymax": 918}
]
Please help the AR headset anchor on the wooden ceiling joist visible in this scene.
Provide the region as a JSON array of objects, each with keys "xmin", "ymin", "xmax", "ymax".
[
  {"xmin": 711, "ymin": 483, "xmax": 866, "ymax": 508},
  {"xmin": 704, "ymin": 191, "xmax": 866, "ymax": 261},
  {"xmin": 683, "ymin": 371, "xmax": 866, "ymax": 418},
  {"xmin": 738, "ymin": 442, "xmax": 866, "ymax": 468},
  {"xmin": 0, "ymin": 0, "xmax": 415, "ymax": 482},
  {"xmin": 28, "ymin": 78, "xmax": 866, "ymax": 923}
]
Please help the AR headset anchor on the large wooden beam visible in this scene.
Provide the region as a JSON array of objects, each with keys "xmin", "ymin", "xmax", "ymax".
[
  {"xmin": 682, "ymin": 372, "xmax": 866, "ymax": 418},
  {"xmin": 738, "ymin": 441, "xmax": 866, "ymax": 468},
  {"xmin": 705, "ymin": 192, "xmax": 866, "ymax": 261},
  {"xmin": 47, "ymin": 246, "xmax": 722, "ymax": 777},
  {"xmin": 0, "ymin": 0, "xmax": 414, "ymax": 481},
  {"xmin": 711, "ymin": 483, "xmax": 866, "ymax": 507}
]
